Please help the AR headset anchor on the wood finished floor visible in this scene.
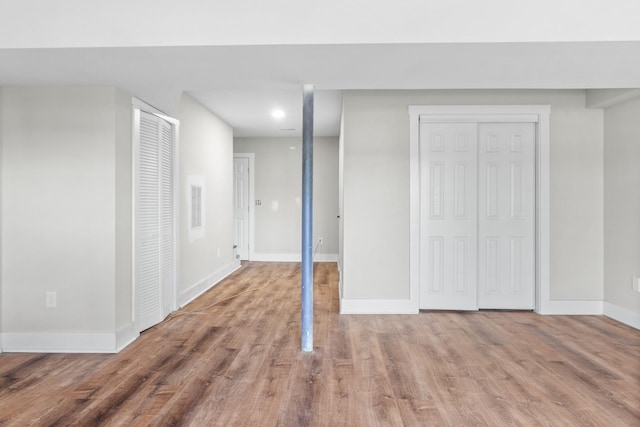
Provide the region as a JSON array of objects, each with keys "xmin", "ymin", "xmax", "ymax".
[{"xmin": 1, "ymin": 262, "xmax": 639, "ymax": 426}]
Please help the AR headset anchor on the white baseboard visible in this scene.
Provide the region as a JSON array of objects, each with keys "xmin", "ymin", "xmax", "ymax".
[
  {"xmin": 341, "ymin": 298, "xmax": 419, "ymax": 314},
  {"xmin": 1, "ymin": 332, "xmax": 119, "ymax": 353},
  {"xmin": 537, "ymin": 300, "xmax": 603, "ymax": 315},
  {"xmin": 315, "ymin": 254, "xmax": 339, "ymax": 262},
  {"xmin": 115, "ymin": 322, "xmax": 139, "ymax": 352},
  {"xmin": 603, "ymin": 302, "xmax": 640, "ymax": 330},
  {"xmin": 340, "ymin": 298, "xmax": 606, "ymax": 316},
  {"xmin": 251, "ymin": 253, "xmax": 299, "ymax": 262},
  {"xmin": 178, "ymin": 260, "xmax": 241, "ymax": 308},
  {"xmin": 251, "ymin": 253, "xmax": 338, "ymax": 262}
]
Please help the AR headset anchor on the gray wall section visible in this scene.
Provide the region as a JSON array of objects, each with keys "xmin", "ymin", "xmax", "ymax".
[
  {"xmin": 0, "ymin": 88, "xmax": 3, "ymax": 346},
  {"xmin": 233, "ymin": 137, "xmax": 339, "ymax": 259},
  {"xmin": 1, "ymin": 87, "xmax": 118, "ymax": 332},
  {"xmin": 0, "ymin": 88, "xmax": 237, "ymax": 346},
  {"xmin": 341, "ymin": 90, "xmax": 604, "ymax": 301},
  {"xmin": 603, "ymin": 96, "xmax": 640, "ymax": 313},
  {"xmin": 176, "ymin": 94, "xmax": 235, "ymax": 298},
  {"xmin": 114, "ymin": 89, "xmax": 133, "ymax": 331},
  {"xmin": 0, "ymin": 85, "xmax": 633, "ymax": 344}
]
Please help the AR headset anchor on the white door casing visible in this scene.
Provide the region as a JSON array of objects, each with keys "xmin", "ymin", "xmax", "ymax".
[
  {"xmin": 478, "ymin": 123, "xmax": 535, "ymax": 309},
  {"xmin": 233, "ymin": 156, "xmax": 250, "ymax": 260},
  {"xmin": 134, "ymin": 108, "xmax": 177, "ymax": 332},
  {"xmin": 420, "ymin": 122, "xmax": 478, "ymax": 310},
  {"xmin": 409, "ymin": 105, "xmax": 550, "ymax": 314}
]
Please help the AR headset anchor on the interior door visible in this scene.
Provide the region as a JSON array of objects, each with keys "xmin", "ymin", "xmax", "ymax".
[
  {"xmin": 159, "ymin": 118, "xmax": 175, "ymax": 316},
  {"xmin": 136, "ymin": 111, "xmax": 175, "ymax": 332},
  {"xmin": 419, "ymin": 122, "xmax": 478, "ymax": 310},
  {"xmin": 478, "ymin": 123, "xmax": 535, "ymax": 309},
  {"xmin": 419, "ymin": 121, "xmax": 535, "ymax": 310},
  {"xmin": 233, "ymin": 156, "xmax": 250, "ymax": 260}
]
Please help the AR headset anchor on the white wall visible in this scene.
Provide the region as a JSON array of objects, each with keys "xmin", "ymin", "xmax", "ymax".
[
  {"xmin": 603, "ymin": 96, "xmax": 640, "ymax": 317},
  {"xmin": 0, "ymin": 88, "xmax": 3, "ymax": 350},
  {"xmin": 114, "ymin": 89, "xmax": 133, "ymax": 334},
  {"xmin": 341, "ymin": 90, "xmax": 604, "ymax": 303},
  {"xmin": 176, "ymin": 94, "xmax": 237, "ymax": 306},
  {"xmin": 1, "ymin": 87, "xmax": 119, "ymax": 337},
  {"xmin": 233, "ymin": 137, "xmax": 339, "ymax": 261},
  {"xmin": 338, "ymin": 107, "xmax": 345, "ymax": 297},
  {"xmin": 0, "ymin": 88, "xmax": 239, "ymax": 352}
]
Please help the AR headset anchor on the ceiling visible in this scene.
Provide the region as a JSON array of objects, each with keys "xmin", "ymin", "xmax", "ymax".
[
  {"xmin": 188, "ymin": 88, "xmax": 344, "ymax": 138},
  {"xmin": 1, "ymin": 42, "xmax": 640, "ymax": 137}
]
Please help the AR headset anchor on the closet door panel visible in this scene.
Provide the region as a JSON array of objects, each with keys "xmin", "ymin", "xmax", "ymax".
[
  {"xmin": 419, "ymin": 122, "xmax": 478, "ymax": 310},
  {"xmin": 478, "ymin": 123, "xmax": 535, "ymax": 309}
]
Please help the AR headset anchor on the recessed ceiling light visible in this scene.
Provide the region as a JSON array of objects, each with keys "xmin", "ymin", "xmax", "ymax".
[{"xmin": 271, "ymin": 109, "xmax": 285, "ymax": 119}]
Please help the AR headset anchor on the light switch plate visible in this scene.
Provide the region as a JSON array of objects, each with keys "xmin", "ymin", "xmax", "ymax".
[{"xmin": 46, "ymin": 291, "xmax": 57, "ymax": 308}]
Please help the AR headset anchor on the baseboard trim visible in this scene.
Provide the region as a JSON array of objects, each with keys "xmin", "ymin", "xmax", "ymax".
[
  {"xmin": 340, "ymin": 298, "xmax": 419, "ymax": 314},
  {"xmin": 1, "ymin": 332, "xmax": 119, "ymax": 353},
  {"xmin": 178, "ymin": 261, "xmax": 241, "ymax": 308},
  {"xmin": 115, "ymin": 322, "xmax": 139, "ymax": 352},
  {"xmin": 251, "ymin": 253, "xmax": 338, "ymax": 262},
  {"xmin": 340, "ymin": 298, "xmax": 604, "ymax": 316},
  {"xmin": 337, "ymin": 259, "xmax": 343, "ymax": 313},
  {"xmin": 603, "ymin": 302, "xmax": 640, "ymax": 330},
  {"xmin": 537, "ymin": 300, "xmax": 603, "ymax": 315}
]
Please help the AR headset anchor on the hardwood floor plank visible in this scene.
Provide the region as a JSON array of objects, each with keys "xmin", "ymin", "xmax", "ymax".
[{"xmin": 1, "ymin": 262, "xmax": 639, "ymax": 426}]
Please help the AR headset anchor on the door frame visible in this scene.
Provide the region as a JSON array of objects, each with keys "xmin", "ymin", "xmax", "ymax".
[
  {"xmin": 409, "ymin": 105, "xmax": 551, "ymax": 314},
  {"xmin": 233, "ymin": 153, "xmax": 255, "ymax": 261},
  {"xmin": 132, "ymin": 98, "xmax": 180, "ymax": 333}
]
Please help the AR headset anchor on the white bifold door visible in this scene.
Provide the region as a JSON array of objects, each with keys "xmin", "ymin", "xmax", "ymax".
[
  {"xmin": 135, "ymin": 110, "xmax": 176, "ymax": 332},
  {"xmin": 419, "ymin": 122, "xmax": 535, "ymax": 310}
]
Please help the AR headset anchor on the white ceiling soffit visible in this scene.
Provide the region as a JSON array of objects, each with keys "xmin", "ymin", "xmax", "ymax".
[
  {"xmin": 1, "ymin": 42, "xmax": 640, "ymax": 135},
  {"xmin": 3, "ymin": 43, "xmax": 639, "ymax": 90}
]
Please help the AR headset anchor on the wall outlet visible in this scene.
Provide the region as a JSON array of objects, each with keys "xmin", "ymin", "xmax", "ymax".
[
  {"xmin": 317, "ymin": 237, "xmax": 323, "ymax": 245},
  {"xmin": 633, "ymin": 276, "xmax": 640, "ymax": 293},
  {"xmin": 217, "ymin": 248, "xmax": 221, "ymax": 258},
  {"xmin": 46, "ymin": 291, "xmax": 57, "ymax": 308}
]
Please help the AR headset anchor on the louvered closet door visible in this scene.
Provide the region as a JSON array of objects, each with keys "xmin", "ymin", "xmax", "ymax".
[
  {"xmin": 136, "ymin": 111, "xmax": 175, "ymax": 332},
  {"xmin": 159, "ymin": 120, "xmax": 175, "ymax": 316},
  {"xmin": 419, "ymin": 122, "xmax": 478, "ymax": 310}
]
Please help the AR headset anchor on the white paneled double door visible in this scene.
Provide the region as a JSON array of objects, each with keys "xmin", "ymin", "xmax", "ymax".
[{"xmin": 419, "ymin": 122, "xmax": 535, "ymax": 310}]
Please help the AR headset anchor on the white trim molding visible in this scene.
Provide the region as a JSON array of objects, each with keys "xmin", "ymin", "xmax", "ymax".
[
  {"xmin": 251, "ymin": 253, "xmax": 339, "ymax": 263},
  {"xmin": 178, "ymin": 261, "xmax": 241, "ymax": 308},
  {"xmin": 1, "ymin": 333, "xmax": 120, "ymax": 353},
  {"xmin": 537, "ymin": 300, "xmax": 603, "ymax": 315},
  {"xmin": 116, "ymin": 322, "xmax": 139, "ymax": 352},
  {"xmin": 409, "ymin": 105, "xmax": 551, "ymax": 315},
  {"xmin": 0, "ymin": 321, "xmax": 141, "ymax": 353},
  {"xmin": 604, "ymin": 302, "xmax": 640, "ymax": 330},
  {"xmin": 341, "ymin": 298, "xmax": 419, "ymax": 314}
]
